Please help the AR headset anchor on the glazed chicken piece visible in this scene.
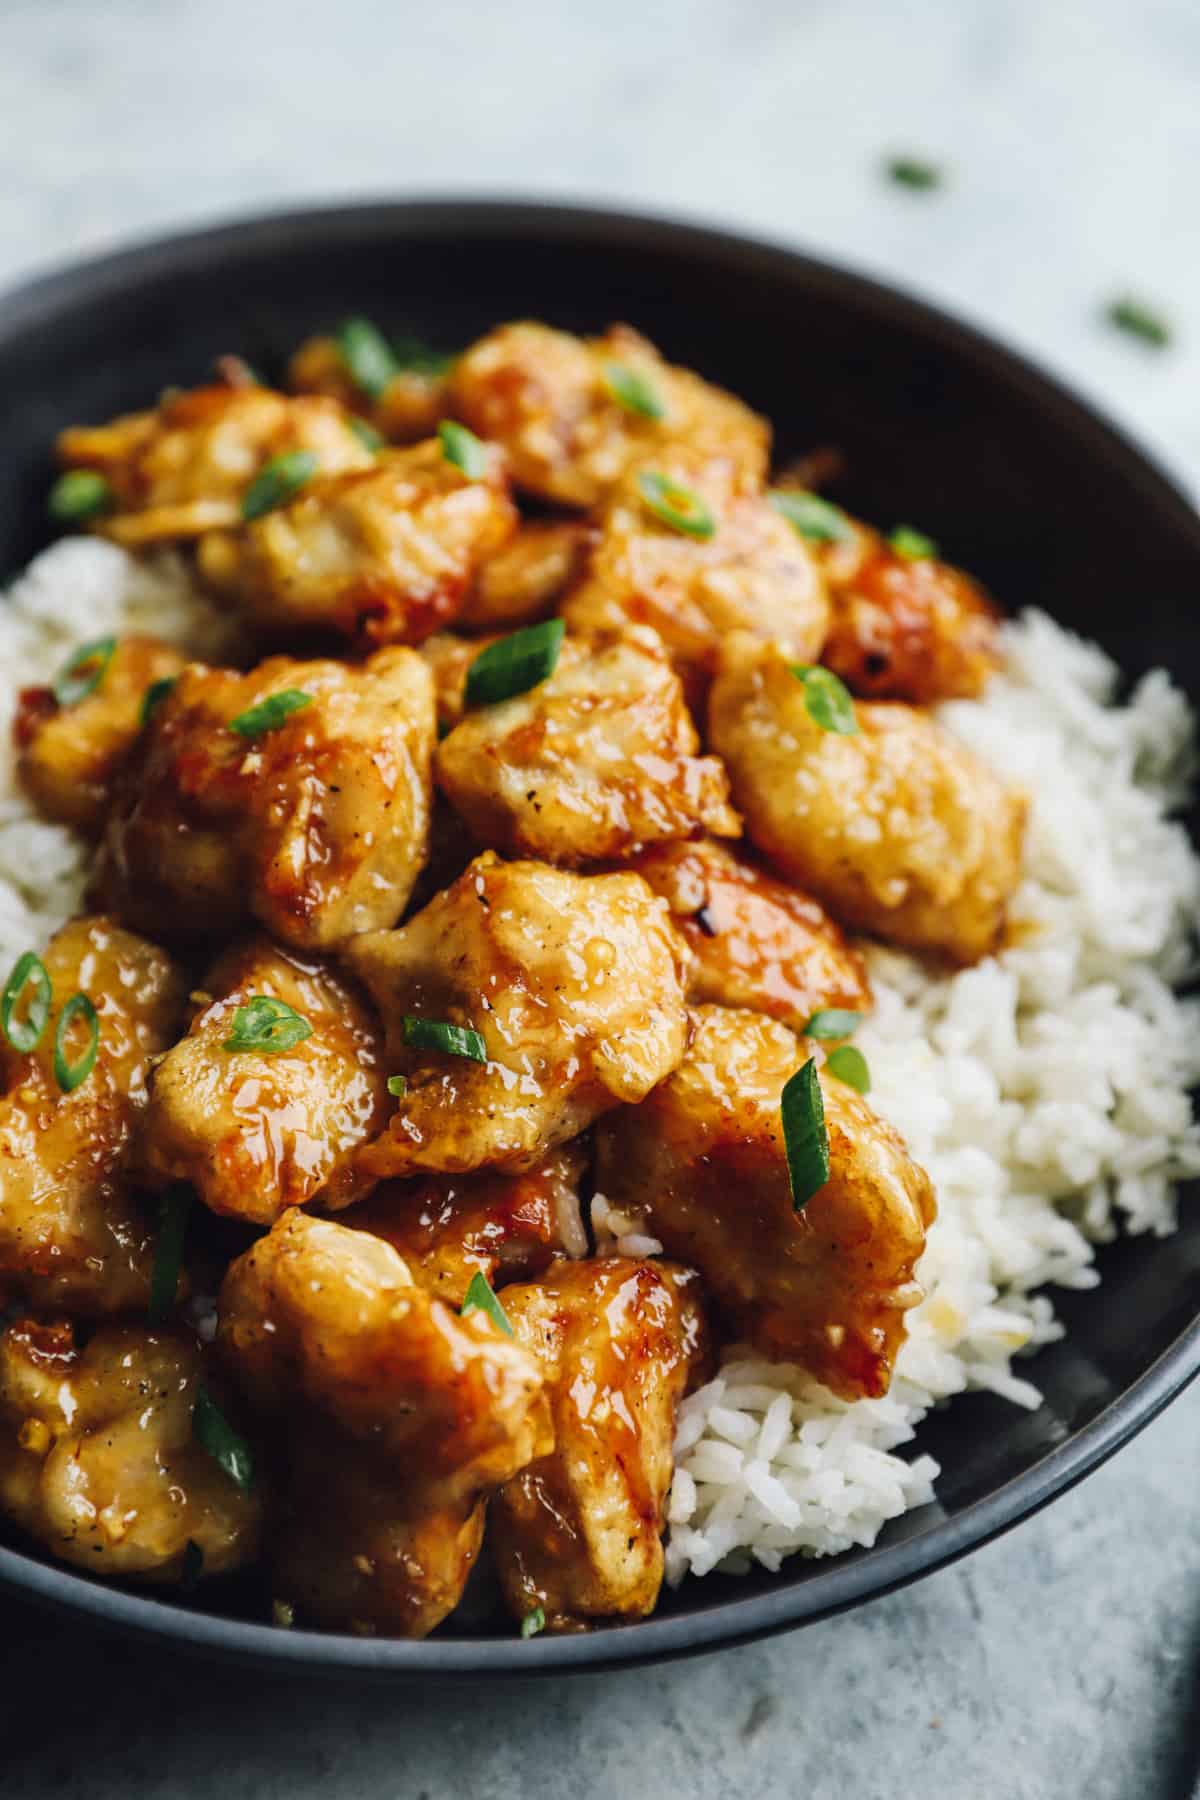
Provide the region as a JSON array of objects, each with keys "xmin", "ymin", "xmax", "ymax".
[
  {"xmin": 57, "ymin": 384, "xmax": 372, "ymax": 545},
  {"xmin": 346, "ymin": 852, "xmax": 689, "ymax": 1179},
  {"xmin": 218, "ymin": 1208, "xmax": 550, "ymax": 1634},
  {"xmin": 14, "ymin": 636, "xmax": 188, "ymax": 833},
  {"xmin": 594, "ymin": 1006, "xmax": 935, "ymax": 1400},
  {"xmin": 491, "ymin": 1257, "xmax": 709, "ymax": 1631},
  {"xmin": 97, "ymin": 647, "xmax": 436, "ymax": 951},
  {"xmin": 436, "ymin": 629, "xmax": 740, "ymax": 865},
  {"xmin": 459, "ymin": 520, "xmax": 592, "ymax": 633},
  {"xmin": 341, "ymin": 1144, "xmax": 589, "ymax": 1306},
  {"xmin": 287, "ymin": 332, "xmax": 450, "ymax": 444},
  {"xmin": 197, "ymin": 438, "xmax": 518, "ymax": 646},
  {"xmin": 449, "ymin": 321, "xmax": 768, "ymax": 508},
  {"xmin": 0, "ymin": 916, "xmax": 186, "ymax": 1315},
  {"xmin": 562, "ymin": 449, "xmax": 828, "ymax": 704},
  {"xmin": 0, "ymin": 1316, "xmax": 261, "ymax": 1581},
  {"xmin": 709, "ymin": 634, "xmax": 1026, "ymax": 963},
  {"xmin": 139, "ymin": 937, "xmax": 389, "ymax": 1223},
  {"xmin": 629, "ymin": 839, "xmax": 871, "ymax": 1032}
]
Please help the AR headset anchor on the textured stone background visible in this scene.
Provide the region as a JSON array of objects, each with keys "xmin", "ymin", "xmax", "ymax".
[{"xmin": 2, "ymin": 3, "xmax": 1198, "ymax": 1795}]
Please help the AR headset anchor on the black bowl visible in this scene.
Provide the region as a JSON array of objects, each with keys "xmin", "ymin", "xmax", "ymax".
[{"xmin": 2, "ymin": 199, "xmax": 1198, "ymax": 1678}]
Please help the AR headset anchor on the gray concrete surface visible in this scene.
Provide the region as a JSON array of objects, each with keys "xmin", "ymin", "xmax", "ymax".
[{"xmin": 1, "ymin": 2, "xmax": 1198, "ymax": 1795}]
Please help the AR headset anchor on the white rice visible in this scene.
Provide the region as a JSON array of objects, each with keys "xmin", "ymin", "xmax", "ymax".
[{"xmin": 2, "ymin": 546, "xmax": 1197, "ymax": 1587}]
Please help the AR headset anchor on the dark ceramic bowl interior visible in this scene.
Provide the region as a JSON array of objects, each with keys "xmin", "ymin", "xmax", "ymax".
[{"xmin": 1, "ymin": 199, "xmax": 1198, "ymax": 1678}]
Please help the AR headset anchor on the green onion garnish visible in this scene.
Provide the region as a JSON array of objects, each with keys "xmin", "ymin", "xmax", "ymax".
[
  {"xmin": 825, "ymin": 1044, "xmax": 870, "ymax": 1094},
  {"xmin": 140, "ymin": 676, "xmax": 177, "ymax": 727},
  {"xmin": 521, "ymin": 1605, "xmax": 546, "ymax": 1639},
  {"xmin": 790, "ymin": 665, "xmax": 859, "ymax": 735},
  {"xmin": 391, "ymin": 334, "xmax": 456, "ymax": 377},
  {"xmin": 192, "ymin": 1384, "xmax": 255, "ymax": 1493},
  {"xmin": 637, "ymin": 470, "xmax": 716, "ymax": 540},
  {"xmin": 781, "ymin": 1058, "xmax": 829, "ymax": 1212},
  {"xmin": 180, "ymin": 1539, "xmax": 205, "ymax": 1592},
  {"xmin": 336, "ymin": 316, "xmax": 399, "ymax": 399},
  {"xmin": 148, "ymin": 1186, "xmax": 192, "ymax": 1326},
  {"xmin": 387, "ymin": 1073, "xmax": 408, "ymax": 1098},
  {"xmin": 1106, "ymin": 296, "xmax": 1172, "ymax": 349},
  {"xmin": 461, "ymin": 1269, "xmax": 514, "ymax": 1337},
  {"xmin": 802, "ymin": 1008, "xmax": 863, "ymax": 1040},
  {"xmin": 439, "ymin": 420, "xmax": 489, "ymax": 480},
  {"xmin": 241, "ymin": 451, "xmax": 319, "ymax": 521},
  {"xmin": 223, "ymin": 995, "xmax": 313, "ymax": 1055},
  {"xmin": 229, "ymin": 689, "xmax": 312, "ymax": 738},
  {"xmin": 48, "ymin": 470, "xmax": 112, "ymax": 524},
  {"xmin": 1, "ymin": 952, "xmax": 52, "ymax": 1054},
  {"xmin": 606, "ymin": 362, "xmax": 666, "ymax": 421},
  {"xmin": 53, "ymin": 636, "xmax": 117, "ymax": 708},
  {"xmin": 889, "ymin": 525, "xmax": 937, "ymax": 561},
  {"xmin": 53, "ymin": 992, "xmax": 99, "ymax": 1093},
  {"xmin": 464, "ymin": 618, "xmax": 566, "ymax": 708},
  {"xmin": 348, "ymin": 416, "xmax": 385, "ymax": 453},
  {"xmin": 885, "ymin": 156, "xmax": 943, "ymax": 190},
  {"xmin": 769, "ymin": 489, "xmax": 854, "ymax": 544},
  {"xmin": 401, "ymin": 1017, "xmax": 488, "ymax": 1063}
]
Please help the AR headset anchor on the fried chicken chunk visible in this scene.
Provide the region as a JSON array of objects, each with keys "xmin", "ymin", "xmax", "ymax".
[
  {"xmin": 347, "ymin": 852, "xmax": 690, "ymax": 1179},
  {"xmin": 139, "ymin": 938, "xmax": 388, "ymax": 1223},
  {"xmin": 595, "ymin": 1007, "xmax": 935, "ymax": 1400},
  {"xmin": 449, "ymin": 322, "xmax": 768, "ymax": 508},
  {"xmin": 629, "ymin": 839, "xmax": 871, "ymax": 1032},
  {"xmin": 562, "ymin": 449, "xmax": 828, "ymax": 702},
  {"xmin": 459, "ymin": 520, "xmax": 592, "ymax": 632},
  {"xmin": 218, "ymin": 1209, "xmax": 549, "ymax": 1634},
  {"xmin": 287, "ymin": 332, "xmax": 450, "ymax": 444},
  {"xmin": 57, "ymin": 385, "xmax": 372, "ymax": 545},
  {"xmin": 0, "ymin": 916, "xmax": 186, "ymax": 1314},
  {"xmin": 491, "ymin": 1257, "xmax": 709, "ymax": 1630},
  {"xmin": 97, "ymin": 647, "xmax": 436, "ymax": 950},
  {"xmin": 709, "ymin": 635, "xmax": 1026, "ymax": 963},
  {"xmin": 0, "ymin": 1317, "xmax": 261, "ymax": 1581},
  {"xmin": 197, "ymin": 438, "xmax": 518, "ymax": 646},
  {"xmin": 13, "ymin": 636, "xmax": 188, "ymax": 833},
  {"xmin": 436, "ymin": 629, "xmax": 739, "ymax": 865}
]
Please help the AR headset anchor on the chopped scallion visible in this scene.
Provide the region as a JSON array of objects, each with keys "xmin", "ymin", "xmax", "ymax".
[
  {"xmin": 885, "ymin": 156, "xmax": 943, "ymax": 190},
  {"xmin": 637, "ymin": 470, "xmax": 716, "ymax": 540},
  {"xmin": 889, "ymin": 525, "xmax": 937, "ymax": 561},
  {"xmin": 192, "ymin": 1384, "xmax": 255, "ymax": 1493},
  {"xmin": 53, "ymin": 993, "xmax": 99, "ymax": 1093},
  {"xmin": 336, "ymin": 316, "xmax": 399, "ymax": 399},
  {"xmin": 1, "ymin": 951, "xmax": 52, "ymax": 1053},
  {"xmin": 521, "ymin": 1605, "xmax": 547, "ymax": 1639},
  {"xmin": 401, "ymin": 1016, "xmax": 488, "ymax": 1063},
  {"xmin": 1106, "ymin": 296, "xmax": 1172, "ymax": 349},
  {"xmin": 48, "ymin": 470, "xmax": 112, "ymax": 523},
  {"xmin": 387, "ymin": 1073, "xmax": 408, "ymax": 1098},
  {"xmin": 140, "ymin": 676, "xmax": 177, "ymax": 727},
  {"xmin": 802, "ymin": 1008, "xmax": 863, "ymax": 1040},
  {"xmin": 825, "ymin": 1044, "xmax": 871, "ymax": 1093},
  {"xmin": 461, "ymin": 1269, "xmax": 514, "ymax": 1337},
  {"xmin": 348, "ymin": 416, "xmax": 385, "ymax": 453},
  {"xmin": 781, "ymin": 1058, "xmax": 829, "ymax": 1212},
  {"xmin": 439, "ymin": 420, "xmax": 489, "ymax": 480},
  {"xmin": 148, "ymin": 1186, "xmax": 192, "ymax": 1325},
  {"xmin": 606, "ymin": 362, "xmax": 666, "ymax": 420},
  {"xmin": 229, "ymin": 688, "xmax": 312, "ymax": 738},
  {"xmin": 241, "ymin": 450, "xmax": 319, "ymax": 521},
  {"xmin": 53, "ymin": 636, "xmax": 117, "ymax": 708},
  {"xmin": 223, "ymin": 995, "xmax": 313, "ymax": 1055},
  {"xmin": 790, "ymin": 664, "xmax": 859, "ymax": 735},
  {"xmin": 769, "ymin": 489, "xmax": 853, "ymax": 544},
  {"xmin": 464, "ymin": 618, "xmax": 565, "ymax": 708}
]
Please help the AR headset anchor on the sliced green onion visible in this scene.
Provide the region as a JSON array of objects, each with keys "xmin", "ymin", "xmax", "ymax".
[
  {"xmin": 790, "ymin": 664, "xmax": 859, "ymax": 735},
  {"xmin": 461, "ymin": 1270, "xmax": 514, "ymax": 1337},
  {"xmin": 637, "ymin": 470, "xmax": 716, "ymax": 540},
  {"xmin": 140, "ymin": 676, "xmax": 177, "ymax": 727},
  {"xmin": 1, "ymin": 952, "xmax": 52, "ymax": 1053},
  {"xmin": 781, "ymin": 1058, "xmax": 829, "ymax": 1212},
  {"xmin": 193, "ymin": 1384, "xmax": 255, "ymax": 1493},
  {"xmin": 391, "ymin": 334, "xmax": 455, "ymax": 377},
  {"xmin": 465, "ymin": 619, "xmax": 566, "ymax": 708},
  {"xmin": 889, "ymin": 525, "xmax": 938, "ymax": 561},
  {"xmin": 1106, "ymin": 296, "xmax": 1171, "ymax": 349},
  {"xmin": 825, "ymin": 1044, "xmax": 871, "ymax": 1094},
  {"xmin": 769, "ymin": 489, "xmax": 854, "ymax": 544},
  {"xmin": 53, "ymin": 993, "xmax": 99, "ymax": 1093},
  {"xmin": 229, "ymin": 688, "xmax": 312, "ymax": 738},
  {"xmin": 241, "ymin": 450, "xmax": 319, "ymax": 521},
  {"xmin": 521, "ymin": 1605, "xmax": 546, "ymax": 1639},
  {"xmin": 180, "ymin": 1539, "xmax": 205, "ymax": 1593},
  {"xmin": 387, "ymin": 1073, "xmax": 408, "ymax": 1098},
  {"xmin": 439, "ymin": 420, "xmax": 489, "ymax": 480},
  {"xmin": 886, "ymin": 156, "xmax": 943, "ymax": 190},
  {"xmin": 606, "ymin": 362, "xmax": 666, "ymax": 420},
  {"xmin": 802, "ymin": 1008, "xmax": 864, "ymax": 1040},
  {"xmin": 348, "ymin": 416, "xmax": 385, "ymax": 453},
  {"xmin": 53, "ymin": 636, "xmax": 117, "ymax": 708},
  {"xmin": 336, "ymin": 316, "xmax": 399, "ymax": 399},
  {"xmin": 48, "ymin": 470, "xmax": 112, "ymax": 523},
  {"xmin": 402, "ymin": 1016, "xmax": 488, "ymax": 1063},
  {"xmin": 148, "ymin": 1186, "xmax": 192, "ymax": 1326},
  {"xmin": 223, "ymin": 995, "xmax": 313, "ymax": 1055}
]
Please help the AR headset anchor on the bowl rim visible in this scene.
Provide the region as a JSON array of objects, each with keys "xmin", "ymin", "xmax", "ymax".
[{"xmin": 2, "ymin": 194, "xmax": 1199, "ymax": 1677}]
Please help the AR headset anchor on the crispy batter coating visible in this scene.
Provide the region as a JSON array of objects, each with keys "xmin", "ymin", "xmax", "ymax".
[
  {"xmin": 196, "ymin": 438, "xmax": 518, "ymax": 646},
  {"xmin": 287, "ymin": 333, "xmax": 450, "ymax": 443},
  {"xmin": 436, "ymin": 629, "xmax": 739, "ymax": 865},
  {"xmin": 594, "ymin": 1006, "xmax": 935, "ymax": 1400},
  {"xmin": 629, "ymin": 839, "xmax": 871, "ymax": 1031},
  {"xmin": 491, "ymin": 1257, "xmax": 709, "ymax": 1630},
  {"xmin": 96, "ymin": 647, "xmax": 435, "ymax": 951},
  {"xmin": 346, "ymin": 852, "xmax": 690, "ymax": 1180},
  {"xmin": 138, "ymin": 937, "xmax": 388, "ymax": 1223},
  {"xmin": 562, "ymin": 449, "xmax": 828, "ymax": 702},
  {"xmin": 0, "ymin": 916, "xmax": 186, "ymax": 1314},
  {"xmin": 0, "ymin": 1317, "xmax": 261, "ymax": 1581},
  {"xmin": 58, "ymin": 385, "xmax": 371, "ymax": 545},
  {"xmin": 709, "ymin": 634, "xmax": 1026, "ymax": 963},
  {"xmin": 449, "ymin": 322, "xmax": 768, "ymax": 508},
  {"xmin": 460, "ymin": 520, "xmax": 592, "ymax": 632},
  {"xmin": 13, "ymin": 636, "xmax": 188, "ymax": 834}
]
